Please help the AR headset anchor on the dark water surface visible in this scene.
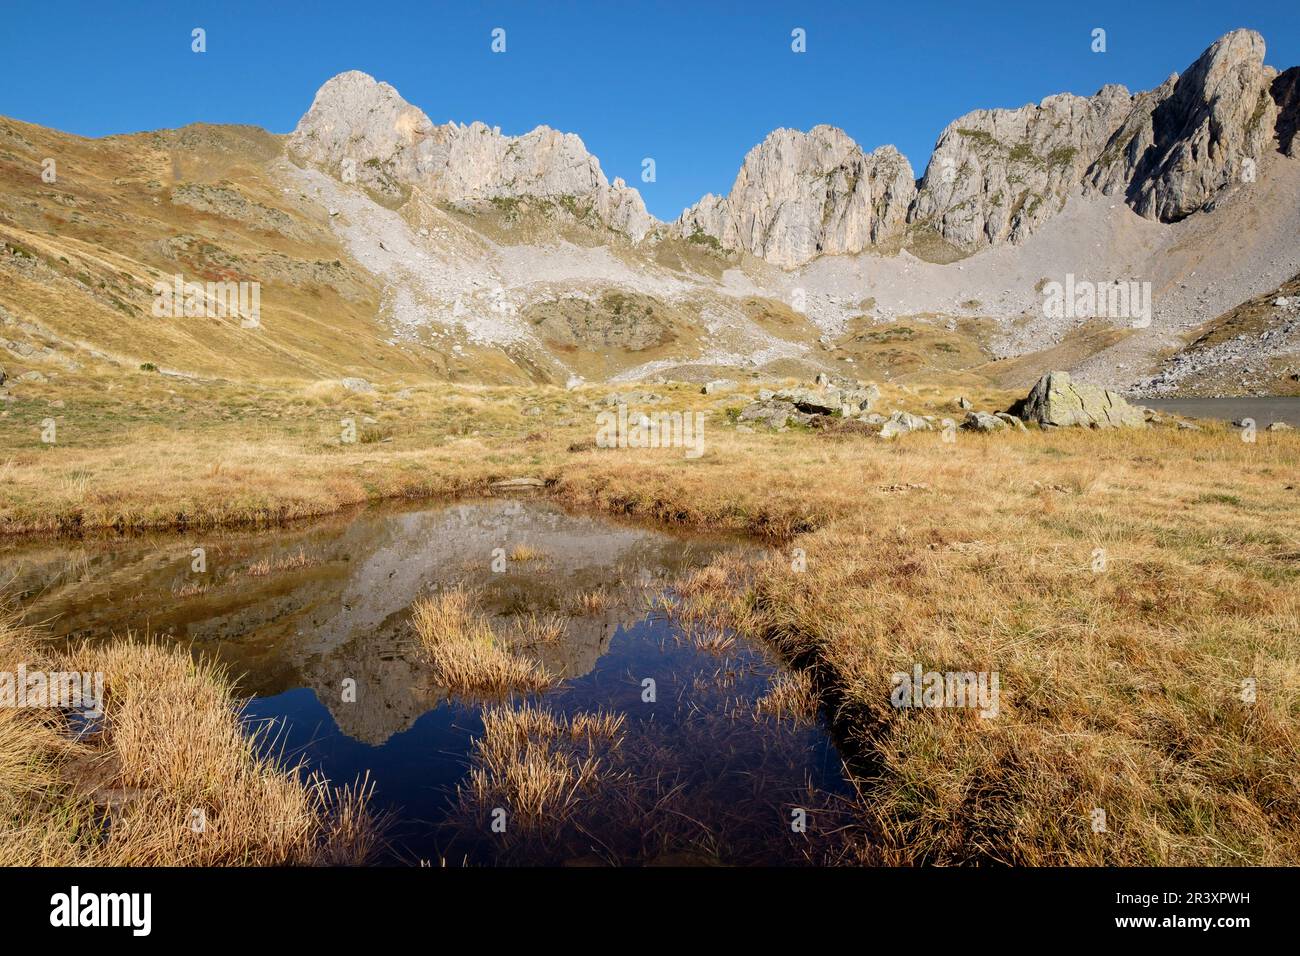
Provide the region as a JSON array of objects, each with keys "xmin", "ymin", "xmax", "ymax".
[
  {"xmin": 0, "ymin": 499, "xmax": 854, "ymax": 865},
  {"xmin": 1139, "ymin": 395, "xmax": 1300, "ymax": 427}
]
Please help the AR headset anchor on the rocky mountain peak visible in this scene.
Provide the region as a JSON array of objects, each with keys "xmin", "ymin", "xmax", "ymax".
[
  {"xmin": 1086, "ymin": 28, "xmax": 1278, "ymax": 221},
  {"xmin": 288, "ymin": 29, "xmax": 1295, "ymax": 266},
  {"xmin": 910, "ymin": 83, "xmax": 1136, "ymax": 249},
  {"xmin": 289, "ymin": 71, "xmax": 656, "ymax": 240},
  {"xmin": 674, "ymin": 124, "xmax": 915, "ymax": 268}
]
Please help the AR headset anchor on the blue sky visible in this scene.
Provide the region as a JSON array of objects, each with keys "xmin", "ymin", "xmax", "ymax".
[{"xmin": 2, "ymin": 0, "xmax": 1297, "ymax": 220}]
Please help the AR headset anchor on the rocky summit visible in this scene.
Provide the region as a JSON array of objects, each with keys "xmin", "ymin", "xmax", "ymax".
[
  {"xmin": 288, "ymin": 70, "xmax": 655, "ymax": 240},
  {"xmin": 1, "ymin": 29, "xmax": 1298, "ymax": 397}
]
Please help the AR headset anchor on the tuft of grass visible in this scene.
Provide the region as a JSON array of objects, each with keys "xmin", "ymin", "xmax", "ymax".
[
  {"xmin": 410, "ymin": 587, "xmax": 553, "ymax": 695},
  {"xmin": 514, "ymin": 613, "xmax": 567, "ymax": 647},
  {"xmin": 507, "ymin": 544, "xmax": 546, "ymax": 563},
  {"xmin": 571, "ymin": 588, "xmax": 611, "ymax": 615},
  {"xmin": 0, "ymin": 616, "xmax": 381, "ymax": 866},
  {"xmin": 246, "ymin": 549, "xmax": 316, "ymax": 577},
  {"xmin": 458, "ymin": 702, "xmax": 625, "ymax": 830},
  {"xmin": 754, "ymin": 668, "xmax": 820, "ymax": 726}
]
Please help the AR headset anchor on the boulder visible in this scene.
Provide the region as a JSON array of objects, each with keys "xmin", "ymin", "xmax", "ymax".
[
  {"xmin": 737, "ymin": 399, "xmax": 812, "ymax": 430},
  {"xmin": 879, "ymin": 410, "xmax": 931, "ymax": 439},
  {"xmin": 1007, "ymin": 371, "xmax": 1146, "ymax": 428},
  {"xmin": 994, "ymin": 411, "xmax": 1028, "ymax": 432},
  {"xmin": 341, "ymin": 377, "xmax": 374, "ymax": 393},
  {"xmin": 962, "ymin": 411, "xmax": 1006, "ymax": 432},
  {"xmin": 603, "ymin": 391, "xmax": 662, "ymax": 406},
  {"xmin": 701, "ymin": 378, "xmax": 735, "ymax": 395},
  {"xmin": 772, "ymin": 379, "xmax": 879, "ymax": 416},
  {"xmin": 773, "ymin": 386, "xmax": 842, "ymax": 415},
  {"xmin": 843, "ymin": 383, "xmax": 880, "ymax": 412}
]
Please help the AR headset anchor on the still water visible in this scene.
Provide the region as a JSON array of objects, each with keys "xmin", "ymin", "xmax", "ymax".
[
  {"xmin": 1, "ymin": 499, "xmax": 855, "ymax": 865},
  {"xmin": 1139, "ymin": 395, "xmax": 1300, "ymax": 427}
]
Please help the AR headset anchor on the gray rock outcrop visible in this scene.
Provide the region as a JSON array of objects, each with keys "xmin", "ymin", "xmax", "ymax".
[
  {"xmin": 1085, "ymin": 29, "xmax": 1278, "ymax": 221},
  {"xmin": 288, "ymin": 31, "xmax": 1295, "ymax": 265},
  {"xmin": 879, "ymin": 410, "xmax": 931, "ymax": 439},
  {"xmin": 1007, "ymin": 371, "xmax": 1146, "ymax": 428},
  {"xmin": 737, "ymin": 399, "xmax": 811, "ymax": 430},
  {"xmin": 912, "ymin": 85, "xmax": 1135, "ymax": 248},
  {"xmin": 289, "ymin": 71, "xmax": 656, "ymax": 240},
  {"xmin": 687, "ymin": 29, "xmax": 1295, "ymax": 261},
  {"xmin": 1272, "ymin": 67, "xmax": 1300, "ymax": 156},
  {"xmin": 961, "ymin": 411, "xmax": 1007, "ymax": 432},
  {"xmin": 917, "ymin": 30, "xmax": 1284, "ymax": 248},
  {"xmin": 674, "ymin": 126, "xmax": 915, "ymax": 267}
]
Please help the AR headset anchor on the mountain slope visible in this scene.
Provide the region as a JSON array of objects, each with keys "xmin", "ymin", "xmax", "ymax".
[{"xmin": 1, "ymin": 28, "xmax": 1298, "ymax": 394}]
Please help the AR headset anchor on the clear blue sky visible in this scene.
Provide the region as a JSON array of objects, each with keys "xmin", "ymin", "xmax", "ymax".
[{"xmin": 2, "ymin": 0, "xmax": 1297, "ymax": 220}]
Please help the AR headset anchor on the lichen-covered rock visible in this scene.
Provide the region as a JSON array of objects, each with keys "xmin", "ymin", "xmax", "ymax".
[
  {"xmin": 772, "ymin": 386, "xmax": 844, "ymax": 415},
  {"xmin": 1008, "ymin": 371, "xmax": 1146, "ymax": 428},
  {"xmin": 737, "ymin": 399, "xmax": 811, "ymax": 430},
  {"xmin": 994, "ymin": 411, "xmax": 1028, "ymax": 432},
  {"xmin": 879, "ymin": 410, "xmax": 931, "ymax": 439},
  {"xmin": 674, "ymin": 126, "xmax": 915, "ymax": 267},
  {"xmin": 961, "ymin": 411, "xmax": 1006, "ymax": 432},
  {"xmin": 289, "ymin": 71, "xmax": 656, "ymax": 240},
  {"xmin": 912, "ymin": 86, "xmax": 1134, "ymax": 249}
]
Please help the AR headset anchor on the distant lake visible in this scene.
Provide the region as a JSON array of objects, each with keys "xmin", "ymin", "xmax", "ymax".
[{"xmin": 1138, "ymin": 396, "xmax": 1300, "ymax": 427}]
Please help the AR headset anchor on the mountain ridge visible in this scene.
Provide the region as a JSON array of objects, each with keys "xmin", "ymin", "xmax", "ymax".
[
  {"xmin": 286, "ymin": 29, "xmax": 1296, "ymax": 271},
  {"xmin": 1, "ymin": 28, "xmax": 1298, "ymax": 395}
]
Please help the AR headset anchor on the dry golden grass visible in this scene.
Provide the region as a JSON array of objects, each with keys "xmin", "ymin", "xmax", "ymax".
[
  {"xmin": 754, "ymin": 668, "xmax": 821, "ymax": 726},
  {"xmin": 246, "ymin": 549, "xmax": 315, "ymax": 577},
  {"xmin": 656, "ymin": 461, "xmax": 1300, "ymax": 865},
  {"xmin": 507, "ymin": 544, "xmax": 546, "ymax": 563},
  {"xmin": 459, "ymin": 702, "xmax": 625, "ymax": 830},
  {"xmin": 4, "ymin": 374, "xmax": 1299, "ymax": 865},
  {"xmin": 677, "ymin": 625, "xmax": 738, "ymax": 654},
  {"xmin": 0, "ymin": 617, "xmax": 380, "ymax": 866},
  {"xmin": 411, "ymin": 587, "xmax": 554, "ymax": 696},
  {"xmin": 571, "ymin": 588, "xmax": 612, "ymax": 614},
  {"xmin": 446, "ymin": 693, "xmax": 870, "ymax": 866},
  {"xmin": 513, "ymin": 613, "xmax": 567, "ymax": 647}
]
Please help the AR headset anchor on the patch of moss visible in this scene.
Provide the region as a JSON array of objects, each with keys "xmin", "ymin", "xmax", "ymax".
[{"xmin": 686, "ymin": 228, "xmax": 721, "ymax": 251}]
